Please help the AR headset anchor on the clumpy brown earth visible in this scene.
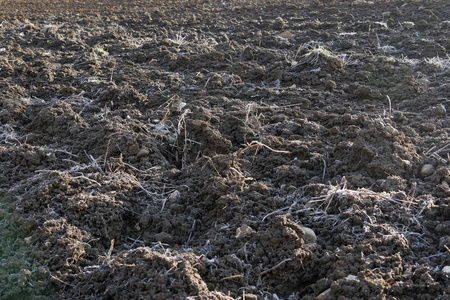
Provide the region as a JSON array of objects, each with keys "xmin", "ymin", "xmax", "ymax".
[{"xmin": 0, "ymin": 0, "xmax": 449, "ymax": 299}]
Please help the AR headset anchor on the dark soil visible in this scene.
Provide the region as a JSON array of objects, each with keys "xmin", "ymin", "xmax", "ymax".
[{"xmin": 1, "ymin": 0, "xmax": 449, "ymax": 299}]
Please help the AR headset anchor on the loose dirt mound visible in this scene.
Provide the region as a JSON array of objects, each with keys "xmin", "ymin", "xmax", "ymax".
[{"xmin": 0, "ymin": 0, "xmax": 449, "ymax": 299}]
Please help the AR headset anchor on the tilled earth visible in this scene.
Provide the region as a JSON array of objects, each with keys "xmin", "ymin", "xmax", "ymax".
[{"xmin": 0, "ymin": 0, "xmax": 449, "ymax": 299}]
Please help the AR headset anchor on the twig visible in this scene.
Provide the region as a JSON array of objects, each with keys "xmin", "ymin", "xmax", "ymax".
[
  {"xmin": 236, "ymin": 141, "xmax": 290, "ymax": 161},
  {"xmin": 262, "ymin": 207, "xmax": 290, "ymax": 221},
  {"xmin": 321, "ymin": 157, "xmax": 327, "ymax": 182},
  {"xmin": 85, "ymin": 151, "xmax": 104, "ymax": 174},
  {"xmin": 123, "ymin": 162, "xmax": 146, "ymax": 173},
  {"xmin": 425, "ymin": 146, "xmax": 437, "ymax": 156},
  {"xmin": 107, "ymin": 239, "xmax": 115, "ymax": 261},
  {"xmin": 127, "ymin": 236, "xmax": 144, "ymax": 248},
  {"xmin": 260, "ymin": 258, "xmax": 292, "ymax": 276},
  {"xmin": 204, "ymin": 76, "xmax": 211, "ymax": 88},
  {"xmin": 204, "ymin": 156, "xmax": 222, "ymax": 177},
  {"xmin": 50, "ymin": 274, "xmax": 75, "ymax": 287},
  {"xmin": 270, "ymin": 102, "xmax": 306, "ymax": 109},
  {"xmin": 53, "ymin": 148, "xmax": 79, "ymax": 157},
  {"xmin": 444, "ymin": 245, "xmax": 450, "ymax": 254},
  {"xmin": 110, "ymin": 61, "xmax": 116, "ymax": 83},
  {"xmin": 160, "ymin": 197, "xmax": 167, "ymax": 213},
  {"xmin": 407, "ymin": 182, "xmax": 417, "ymax": 200},
  {"xmin": 425, "ymin": 143, "xmax": 450, "ymax": 161},
  {"xmin": 103, "ymin": 139, "xmax": 111, "ymax": 170},
  {"xmin": 221, "ymin": 274, "xmax": 244, "ymax": 281},
  {"xmin": 127, "ymin": 237, "xmax": 142, "ymax": 242},
  {"xmin": 386, "ymin": 95, "xmax": 392, "ymax": 119},
  {"xmin": 187, "ymin": 219, "xmax": 196, "ymax": 244},
  {"xmin": 427, "ymin": 142, "xmax": 450, "ymax": 157},
  {"xmin": 72, "ymin": 175, "xmax": 101, "ymax": 186}
]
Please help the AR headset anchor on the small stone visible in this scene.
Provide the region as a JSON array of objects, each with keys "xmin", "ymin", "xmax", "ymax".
[
  {"xmin": 41, "ymin": 24, "xmax": 56, "ymax": 34},
  {"xmin": 236, "ymin": 224, "xmax": 256, "ymax": 239},
  {"xmin": 168, "ymin": 190, "xmax": 180, "ymax": 202},
  {"xmin": 316, "ymin": 288, "xmax": 332, "ymax": 300},
  {"xmin": 402, "ymin": 21, "xmax": 415, "ymax": 29},
  {"xmin": 273, "ymin": 17, "xmax": 286, "ymax": 30},
  {"xmin": 421, "ymin": 122, "xmax": 436, "ymax": 132},
  {"xmin": 416, "ymin": 20, "xmax": 428, "ymax": 30},
  {"xmin": 154, "ymin": 232, "xmax": 173, "ymax": 243},
  {"xmin": 430, "ymin": 104, "xmax": 446, "ymax": 117},
  {"xmin": 24, "ymin": 236, "xmax": 32, "ymax": 244},
  {"xmin": 346, "ymin": 275, "xmax": 358, "ymax": 281},
  {"xmin": 136, "ymin": 148, "xmax": 150, "ymax": 158},
  {"xmin": 190, "ymin": 119, "xmax": 207, "ymax": 128},
  {"xmin": 340, "ymin": 40, "xmax": 353, "ymax": 50},
  {"xmin": 242, "ymin": 294, "xmax": 258, "ymax": 300},
  {"xmin": 442, "ymin": 266, "xmax": 450, "ymax": 273},
  {"xmin": 324, "ymin": 80, "xmax": 337, "ymax": 91},
  {"xmin": 301, "ymin": 226, "xmax": 317, "ymax": 244},
  {"xmin": 278, "ymin": 31, "xmax": 295, "ymax": 38},
  {"xmin": 325, "ymin": 56, "xmax": 343, "ymax": 70},
  {"xmin": 174, "ymin": 101, "xmax": 186, "ymax": 110},
  {"xmin": 421, "ymin": 164, "xmax": 435, "ymax": 177},
  {"xmin": 393, "ymin": 111, "xmax": 407, "ymax": 122},
  {"xmin": 383, "ymin": 125, "xmax": 398, "ymax": 137},
  {"xmin": 394, "ymin": 191, "xmax": 407, "ymax": 200}
]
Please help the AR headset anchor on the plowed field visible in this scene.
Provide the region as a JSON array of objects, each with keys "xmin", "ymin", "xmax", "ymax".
[{"xmin": 0, "ymin": 0, "xmax": 449, "ymax": 299}]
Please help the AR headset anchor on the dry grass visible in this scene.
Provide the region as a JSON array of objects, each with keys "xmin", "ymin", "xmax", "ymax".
[
  {"xmin": 425, "ymin": 142, "xmax": 450, "ymax": 163},
  {"xmin": 288, "ymin": 41, "xmax": 346, "ymax": 69},
  {"xmin": 235, "ymin": 140, "xmax": 290, "ymax": 161},
  {"xmin": 307, "ymin": 178, "xmax": 418, "ymax": 214}
]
